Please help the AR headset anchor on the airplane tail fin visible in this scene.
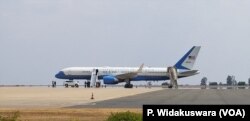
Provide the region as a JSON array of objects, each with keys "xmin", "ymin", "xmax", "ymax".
[{"xmin": 174, "ymin": 46, "xmax": 201, "ymax": 70}]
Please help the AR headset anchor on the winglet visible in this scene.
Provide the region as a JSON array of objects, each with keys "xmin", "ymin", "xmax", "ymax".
[{"xmin": 137, "ymin": 63, "xmax": 144, "ymax": 73}]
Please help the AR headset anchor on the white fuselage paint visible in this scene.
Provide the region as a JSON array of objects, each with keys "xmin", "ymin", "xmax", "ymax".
[{"xmin": 62, "ymin": 67, "xmax": 168, "ymax": 76}]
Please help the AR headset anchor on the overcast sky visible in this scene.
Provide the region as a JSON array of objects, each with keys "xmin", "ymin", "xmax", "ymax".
[{"xmin": 1, "ymin": 0, "xmax": 250, "ymax": 85}]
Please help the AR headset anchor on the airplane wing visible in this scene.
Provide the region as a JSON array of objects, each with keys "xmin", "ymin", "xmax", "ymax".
[{"xmin": 115, "ymin": 64, "xmax": 144, "ymax": 80}]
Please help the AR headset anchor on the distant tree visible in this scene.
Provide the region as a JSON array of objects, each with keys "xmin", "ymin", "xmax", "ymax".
[
  {"xmin": 238, "ymin": 81, "xmax": 246, "ymax": 86},
  {"xmin": 227, "ymin": 75, "xmax": 233, "ymax": 85},
  {"xmin": 209, "ymin": 82, "xmax": 218, "ymax": 86},
  {"xmin": 200, "ymin": 77, "xmax": 207, "ymax": 86},
  {"xmin": 219, "ymin": 82, "xmax": 223, "ymax": 85},
  {"xmin": 209, "ymin": 82, "xmax": 218, "ymax": 89}
]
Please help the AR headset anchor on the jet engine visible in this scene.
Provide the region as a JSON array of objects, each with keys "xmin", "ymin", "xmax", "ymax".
[{"xmin": 103, "ymin": 76, "xmax": 119, "ymax": 84}]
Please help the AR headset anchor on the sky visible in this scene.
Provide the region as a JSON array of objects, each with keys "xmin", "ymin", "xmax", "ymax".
[{"xmin": 1, "ymin": 0, "xmax": 250, "ymax": 85}]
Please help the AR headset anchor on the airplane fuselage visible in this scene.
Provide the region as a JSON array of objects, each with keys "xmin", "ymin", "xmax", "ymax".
[{"xmin": 55, "ymin": 67, "xmax": 197, "ymax": 81}]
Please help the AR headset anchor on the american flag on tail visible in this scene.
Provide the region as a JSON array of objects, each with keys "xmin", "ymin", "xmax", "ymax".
[{"xmin": 188, "ymin": 56, "xmax": 196, "ymax": 60}]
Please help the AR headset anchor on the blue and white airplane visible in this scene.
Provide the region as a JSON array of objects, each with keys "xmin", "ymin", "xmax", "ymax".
[{"xmin": 55, "ymin": 46, "xmax": 201, "ymax": 88}]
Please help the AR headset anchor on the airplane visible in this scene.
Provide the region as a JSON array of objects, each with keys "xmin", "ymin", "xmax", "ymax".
[{"xmin": 55, "ymin": 46, "xmax": 201, "ymax": 88}]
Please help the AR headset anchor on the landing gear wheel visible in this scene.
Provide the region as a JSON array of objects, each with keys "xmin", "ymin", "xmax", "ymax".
[
  {"xmin": 168, "ymin": 85, "xmax": 173, "ymax": 88},
  {"xmin": 124, "ymin": 84, "xmax": 133, "ymax": 88},
  {"xmin": 75, "ymin": 84, "xmax": 79, "ymax": 88},
  {"xmin": 65, "ymin": 84, "xmax": 68, "ymax": 88}
]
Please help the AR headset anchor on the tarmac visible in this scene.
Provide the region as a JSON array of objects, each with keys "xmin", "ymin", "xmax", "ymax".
[
  {"xmin": 1, "ymin": 87, "xmax": 250, "ymax": 109},
  {"xmin": 69, "ymin": 88, "xmax": 250, "ymax": 108}
]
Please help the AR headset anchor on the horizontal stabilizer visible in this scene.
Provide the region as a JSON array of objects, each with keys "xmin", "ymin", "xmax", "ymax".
[{"xmin": 178, "ymin": 70, "xmax": 199, "ymax": 76}]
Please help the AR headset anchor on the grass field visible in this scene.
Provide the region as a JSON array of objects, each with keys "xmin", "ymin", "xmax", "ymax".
[{"xmin": 0, "ymin": 108, "xmax": 141, "ymax": 121}]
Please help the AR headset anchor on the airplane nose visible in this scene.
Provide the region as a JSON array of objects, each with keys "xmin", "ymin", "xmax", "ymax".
[{"xmin": 55, "ymin": 71, "xmax": 65, "ymax": 79}]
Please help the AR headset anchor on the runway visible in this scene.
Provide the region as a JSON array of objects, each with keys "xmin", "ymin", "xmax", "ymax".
[{"xmin": 69, "ymin": 89, "xmax": 250, "ymax": 108}]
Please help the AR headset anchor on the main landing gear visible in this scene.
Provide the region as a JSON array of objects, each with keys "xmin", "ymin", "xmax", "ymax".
[{"xmin": 124, "ymin": 79, "xmax": 133, "ymax": 88}]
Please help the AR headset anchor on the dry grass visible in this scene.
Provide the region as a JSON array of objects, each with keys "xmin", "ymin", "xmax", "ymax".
[{"xmin": 0, "ymin": 108, "xmax": 141, "ymax": 121}]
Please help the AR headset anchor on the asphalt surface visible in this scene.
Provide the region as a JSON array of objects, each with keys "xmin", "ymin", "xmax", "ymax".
[{"xmin": 68, "ymin": 89, "xmax": 250, "ymax": 108}]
